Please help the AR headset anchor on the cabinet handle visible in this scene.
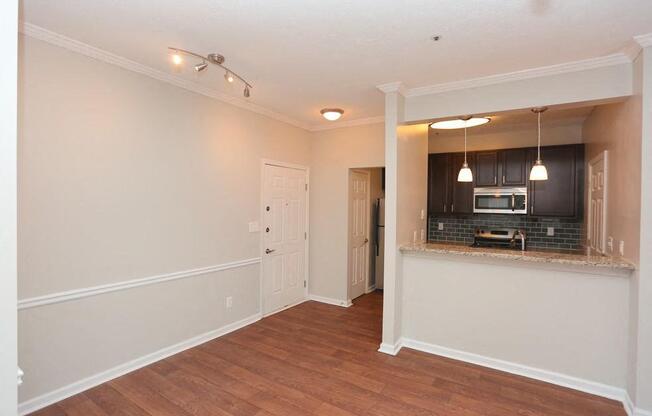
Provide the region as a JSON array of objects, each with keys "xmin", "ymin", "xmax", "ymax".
[
  {"xmin": 451, "ymin": 204, "xmax": 455, "ymax": 213},
  {"xmin": 503, "ymin": 175, "xmax": 506, "ymax": 184},
  {"xmin": 443, "ymin": 204, "xmax": 446, "ymax": 213},
  {"xmin": 530, "ymin": 206, "xmax": 533, "ymax": 215},
  {"xmin": 494, "ymin": 176, "xmax": 497, "ymax": 184}
]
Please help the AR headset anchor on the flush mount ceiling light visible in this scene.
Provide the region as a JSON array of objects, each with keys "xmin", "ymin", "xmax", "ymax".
[
  {"xmin": 429, "ymin": 116, "xmax": 490, "ymax": 129},
  {"xmin": 320, "ymin": 108, "xmax": 344, "ymax": 121},
  {"xmin": 168, "ymin": 47, "xmax": 253, "ymax": 98},
  {"xmin": 529, "ymin": 107, "xmax": 549, "ymax": 181}
]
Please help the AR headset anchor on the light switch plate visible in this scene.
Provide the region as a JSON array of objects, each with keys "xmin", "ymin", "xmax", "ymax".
[
  {"xmin": 420, "ymin": 209, "xmax": 425, "ymax": 220},
  {"xmin": 248, "ymin": 221, "xmax": 259, "ymax": 233},
  {"xmin": 438, "ymin": 222, "xmax": 444, "ymax": 231},
  {"xmin": 547, "ymin": 227, "xmax": 555, "ymax": 237},
  {"xmin": 420, "ymin": 229, "xmax": 425, "ymax": 241},
  {"xmin": 226, "ymin": 296, "xmax": 233, "ymax": 309}
]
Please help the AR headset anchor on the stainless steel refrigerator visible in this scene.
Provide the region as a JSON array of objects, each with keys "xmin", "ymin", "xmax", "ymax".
[{"xmin": 374, "ymin": 198, "xmax": 385, "ymax": 289}]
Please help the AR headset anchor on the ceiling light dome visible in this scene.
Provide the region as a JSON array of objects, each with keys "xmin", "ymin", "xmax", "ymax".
[
  {"xmin": 321, "ymin": 108, "xmax": 344, "ymax": 121},
  {"xmin": 429, "ymin": 117, "xmax": 490, "ymax": 129}
]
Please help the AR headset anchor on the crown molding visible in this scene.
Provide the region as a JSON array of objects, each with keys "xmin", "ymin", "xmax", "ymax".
[
  {"xmin": 309, "ymin": 115, "xmax": 384, "ymax": 132},
  {"xmin": 376, "ymin": 81, "xmax": 406, "ymax": 95},
  {"xmin": 406, "ymin": 53, "xmax": 631, "ymax": 98},
  {"xmin": 634, "ymin": 33, "xmax": 652, "ymax": 48},
  {"xmin": 18, "ymin": 22, "xmax": 313, "ymax": 131}
]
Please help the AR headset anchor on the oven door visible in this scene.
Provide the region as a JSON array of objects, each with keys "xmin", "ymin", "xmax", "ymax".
[{"xmin": 473, "ymin": 188, "xmax": 527, "ymax": 214}]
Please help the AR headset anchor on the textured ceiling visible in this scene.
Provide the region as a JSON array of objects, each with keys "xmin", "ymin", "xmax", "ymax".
[{"xmin": 20, "ymin": 0, "xmax": 652, "ymax": 129}]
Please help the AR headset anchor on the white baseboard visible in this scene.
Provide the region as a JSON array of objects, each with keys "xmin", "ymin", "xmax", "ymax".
[
  {"xmin": 308, "ymin": 294, "xmax": 352, "ymax": 307},
  {"xmin": 18, "ymin": 312, "xmax": 262, "ymax": 415},
  {"xmin": 401, "ymin": 338, "xmax": 637, "ymax": 414},
  {"xmin": 365, "ymin": 285, "xmax": 376, "ymax": 294},
  {"xmin": 378, "ymin": 340, "xmax": 403, "ymax": 356}
]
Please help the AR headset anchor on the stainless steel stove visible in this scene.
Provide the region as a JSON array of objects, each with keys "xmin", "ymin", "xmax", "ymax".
[{"xmin": 471, "ymin": 227, "xmax": 526, "ymax": 251}]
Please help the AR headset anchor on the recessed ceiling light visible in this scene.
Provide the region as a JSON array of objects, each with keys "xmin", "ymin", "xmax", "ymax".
[
  {"xmin": 429, "ymin": 117, "xmax": 490, "ymax": 129},
  {"xmin": 321, "ymin": 108, "xmax": 344, "ymax": 121}
]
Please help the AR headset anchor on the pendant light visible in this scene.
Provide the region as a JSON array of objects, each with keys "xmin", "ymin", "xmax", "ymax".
[
  {"xmin": 457, "ymin": 122, "xmax": 473, "ymax": 182},
  {"xmin": 529, "ymin": 107, "xmax": 549, "ymax": 181}
]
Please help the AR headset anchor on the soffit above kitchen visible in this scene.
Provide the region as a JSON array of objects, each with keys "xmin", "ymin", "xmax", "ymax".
[{"xmin": 20, "ymin": 0, "xmax": 652, "ymax": 129}]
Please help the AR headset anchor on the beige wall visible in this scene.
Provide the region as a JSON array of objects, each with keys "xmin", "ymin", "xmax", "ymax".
[
  {"xmin": 583, "ymin": 101, "xmax": 642, "ymax": 265},
  {"xmin": 18, "ymin": 35, "xmax": 311, "ymax": 404},
  {"xmin": 402, "ymin": 254, "xmax": 631, "ymax": 390},
  {"xmin": 397, "ymin": 125, "xmax": 429, "ymax": 245},
  {"xmin": 1, "ymin": 1, "xmax": 18, "ymax": 415},
  {"xmin": 429, "ymin": 122, "xmax": 583, "ymax": 153},
  {"xmin": 309, "ymin": 123, "xmax": 384, "ymax": 302}
]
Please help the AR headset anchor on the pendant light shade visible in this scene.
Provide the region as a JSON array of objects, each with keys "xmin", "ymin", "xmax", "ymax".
[
  {"xmin": 457, "ymin": 126, "xmax": 473, "ymax": 182},
  {"xmin": 529, "ymin": 107, "xmax": 548, "ymax": 181}
]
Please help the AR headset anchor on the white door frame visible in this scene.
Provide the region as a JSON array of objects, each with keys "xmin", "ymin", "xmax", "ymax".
[
  {"xmin": 347, "ymin": 169, "xmax": 371, "ymax": 302},
  {"xmin": 587, "ymin": 150, "xmax": 608, "ymax": 254},
  {"xmin": 259, "ymin": 159, "xmax": 310, "ymax": 316}
]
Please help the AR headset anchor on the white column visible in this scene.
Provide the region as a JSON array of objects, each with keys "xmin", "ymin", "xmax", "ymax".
[
  {"xmin": 634, "ymin": 41, "xmax": 652, "ymax": 413},
  {"xmin": 0, "ymin": 2, "xmax": 19, "ymax": 415},
  {"xmin": 377, "ymin": 82, "xmax": 405, "ymax": 354}
]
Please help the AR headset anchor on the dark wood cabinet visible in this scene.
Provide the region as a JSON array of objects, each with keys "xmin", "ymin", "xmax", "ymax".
[
  {"xmin": 529, "ymin": 145, "xmax": 584, "ymax": 217},
  {"xmin": 428, "ymin": 153, "xmax": 451, "ymax": 215},
  {"xmin": 450, "ymin": 153, "xmax": 475, "ymax": 214},
  {"xmin": 475, "ymin": 151, "xmax": 498, "ymax": 187},
  {"xmin": 427, "ymin": 144, "xmax": 584, "ymax": 219},
  {"xmin": 500, "ymin": 148, "xmax": 527, "ymax": 186}
]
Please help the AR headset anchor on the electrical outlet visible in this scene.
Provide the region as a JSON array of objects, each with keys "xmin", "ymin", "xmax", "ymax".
[
  {"xmin": 547, "ymin": 227, "xmax": 555, "ymax": 237},
  {"xmin": 225, "ymin": 296, "xmax": 233, "ymax": 309},
  {"xmin": 607, "ymin": 237, "xmax": 614, "ymax": 252},
  {"xmin": 413, "ymin": 230, "xmax": 417, "ymax": 243},
  {"xmin": 438, "ymin": 222, "xmax": 444, "ymax": 231},
  {"xmin": 420, "ymin": 229, "xmax": 425, "ymax": 241},
  {"xmin": 420, "ymin": 209, "xmax": 425, "ymax": 220},
  {"xmin": 619, "ymin": 240, "xmax": 625, "ymax": 257}
]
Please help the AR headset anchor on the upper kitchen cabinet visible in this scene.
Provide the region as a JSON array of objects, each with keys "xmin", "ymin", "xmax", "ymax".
[
  {"xmin": 450, "ymin": 153, "xmax": 475, "ymax": 214},
  {"xmin": 475, "ymin": 151, "xmax": 499, "ymax": 187},
  {"xmin": 529, "ymin": 144, "xmax": 584, "ymax": 217},
  {"xmin": 500, "ymin": 148, "xmax": 527, "ymax": 186},
  {"xmin": 428, "ymin": 153, "xmax": 451, "ymax": 215}
]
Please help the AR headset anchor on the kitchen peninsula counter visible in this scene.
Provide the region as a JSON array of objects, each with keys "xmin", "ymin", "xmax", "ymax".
[{"xmin": 400, "ymin": 242, "xmax": 635, "ymax": 277}]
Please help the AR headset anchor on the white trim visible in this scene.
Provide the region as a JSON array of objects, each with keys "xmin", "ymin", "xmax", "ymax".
[
  {"xmin": 18, "ymin": 258, "xmax": 261, "ymax": 310},
  {"xmin": 262, "ymin": 298, "xmax": 308, "ymax": 318},
  {"xmin": 18, "ymin": 312, "xmax": 262, "ymax": 415},
  {"xmin": 308, "ymin": 294, "xmax": 352, "ymax": 308},
  {"xmin": 635, "ymin": 33, "xmax": 652, "ymax": 48},
  {"xmin": 377, "ymin": 340, "xmax": 403, "ymax": 356},
  {"xmin": 18, "ymin": 22, "xmax": 313, "ymax": 132},
  {"xmin": 309, "ymin": 116, "xmax": 384, "ymax": 132},
  {"xmin": 406, "ymin": 53, "xmax": 631, "ymax": 97},
  {"xmin": 377, "ymin": 81, "xmax": 406, "ymax": 95},
  {"xmin": 260, "ymin": 160, "xmax": 310, "ymax": 316},
  {"xmin": 401, "ymin": 337, "xmax": 631, "ymax": 413}
]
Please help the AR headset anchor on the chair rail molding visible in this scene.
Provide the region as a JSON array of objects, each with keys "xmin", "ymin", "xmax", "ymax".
[{"xmin": 18, "ymin": 257, "xmax": 261, "ymax": 310}]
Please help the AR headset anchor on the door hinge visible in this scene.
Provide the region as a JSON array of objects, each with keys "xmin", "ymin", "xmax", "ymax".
[
  {"xmin": 305, "ymin": 183, "xmax": 308, "ymax": 191},
  {"xmin": 304, "ymin": 280, "xmax": 306, "ymax": 288},
  {"xmin": 304, "ymin": 232, "xmax": 307, "ymax": 240}
]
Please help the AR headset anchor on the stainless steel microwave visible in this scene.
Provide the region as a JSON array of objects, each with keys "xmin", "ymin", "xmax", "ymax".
[{"xmin": 473, "ymin": 187, "xmax": 527, "ymax": 214}]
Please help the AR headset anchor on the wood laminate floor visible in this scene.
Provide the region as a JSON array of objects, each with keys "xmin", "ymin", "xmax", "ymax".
[{"xmin": 30, "ymin": 291, "xmax": 626, "ymax": 415}]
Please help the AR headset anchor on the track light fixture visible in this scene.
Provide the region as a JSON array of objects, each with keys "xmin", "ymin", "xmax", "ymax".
[{"xmin": 168, "ymin": 47, "xmax": 253, "ymax": 98}]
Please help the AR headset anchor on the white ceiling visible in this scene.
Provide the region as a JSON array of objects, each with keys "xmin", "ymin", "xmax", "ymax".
[{"xmin": 21, "ymin": 0, "xmax": 652, "ymax": 129}]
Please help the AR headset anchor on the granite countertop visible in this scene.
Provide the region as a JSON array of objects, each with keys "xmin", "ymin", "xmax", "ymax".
[{"xmin": 400, "ymin": 242, "xmax": 635, "ymax": 273}]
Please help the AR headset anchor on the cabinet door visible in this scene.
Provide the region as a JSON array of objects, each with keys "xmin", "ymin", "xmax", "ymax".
[
  {"xmin": 450, "ymin": 153, "xmax": 474, "ymax": 214},
  {"xmin": 500, "ymin": 148, "xmax": 527, "ymax": 186},
  {"xmin": 475, "ymin": 151, "xmax": 498, "ymax": 187},
  {"xmin": 428, "ymin": 153, "xmax": 450, "ymax": 215},
  {"xmin": 529, "ymin": 145, "xmax": 579, "ymax": 217}
]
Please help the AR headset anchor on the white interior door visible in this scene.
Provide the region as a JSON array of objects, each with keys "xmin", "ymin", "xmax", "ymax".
[
  {"xmin": 588, "ymin": 151, "xmax": 608, "ymax": 254},
  {"xmin": 349, "ymin": 170, "xmax": 370, "ymax": 300},
  {"xmin": 262, "ymin": 163, "xmax": 307, "ymax": 315}
]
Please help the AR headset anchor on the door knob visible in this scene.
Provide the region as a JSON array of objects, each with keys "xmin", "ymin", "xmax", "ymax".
[
  {"xmin": 364, "ymin": 238, "xmax": 369, "ymax": 244},
  {"xmin": 265, "ymin": 248, "xmax": 275, "ymax": 254}
]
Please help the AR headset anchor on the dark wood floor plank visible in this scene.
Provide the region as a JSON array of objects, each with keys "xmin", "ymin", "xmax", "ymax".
[{"xmin": 27, "ymin": 291, "xmax": 626, "ymax": 416}]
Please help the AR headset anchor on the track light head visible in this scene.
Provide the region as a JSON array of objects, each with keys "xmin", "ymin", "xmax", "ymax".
[
  {"xmin": 225, "ymin": 71, "xmax": 235, "ymax": 83},
  {"xmin": 171, "ymin": 52, "xmax": 183, "ymax": 66},
  {"xmin": 194, "ymin": 61, "xmax": 208, "ymax": 72},
  {"xmin": 243, "ymin": 86, "xmax": 251, "ymax": 98}
]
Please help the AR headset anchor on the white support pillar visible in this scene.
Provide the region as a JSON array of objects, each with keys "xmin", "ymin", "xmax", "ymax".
[
  {"xmin": 633, "ymin": 42, "xmax": 652, "ymax": 413},
  {"xmin": 377, "ymin": 82, "xmax": 405, "ymax": 354},
  {"xmin": 0, "ymin": 1, "xmax": 19, "ymax": 415}
]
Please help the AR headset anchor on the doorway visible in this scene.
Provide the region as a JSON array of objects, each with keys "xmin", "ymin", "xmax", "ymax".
[
  {"xmin": 261, "ymin": 161, "xmax": 309, "ymax": 316},
  {"xmin": 348, "ymin": 167, "xmax": 385, "ymax": 302}
]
